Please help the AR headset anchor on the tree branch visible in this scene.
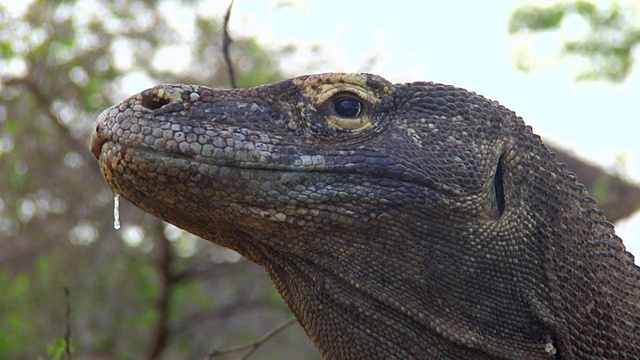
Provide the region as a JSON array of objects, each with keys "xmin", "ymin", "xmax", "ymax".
[
  {"xmin": 145, "ymin": 219, "xmax": 176, "ymax": 360},
  {"xmin": 222, "ymin": 0, "xmax": 238, "ymax": 88},
  {"xmin": 5, "ymin": 77, "xmax": 104, "ymax": 183},
  {"xmin": 64, "ymin": 287, "xmax": 73, "ymax": 360},
  {"xmin": 206, "ymin": 317, "xmax": 297, "ymax": 360},
  {"xmin": 171, "ymin": 298, "xmax": 274, "ymax": 336}
]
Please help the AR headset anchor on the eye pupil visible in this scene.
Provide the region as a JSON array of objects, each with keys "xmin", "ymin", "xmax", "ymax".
[{"xmin": 334, "ymin": 97, "xmax": 362, "ymax": 118}]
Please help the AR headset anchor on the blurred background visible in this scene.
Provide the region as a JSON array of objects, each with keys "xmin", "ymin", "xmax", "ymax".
[{"xmin": 1, "ymin": 1, "xmax": 639, "ymax": 359}]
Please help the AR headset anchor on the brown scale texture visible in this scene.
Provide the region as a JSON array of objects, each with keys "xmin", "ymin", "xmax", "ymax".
[{"xmin": 91, "ymin": 73, "xmax": 640, "ymax": 359}]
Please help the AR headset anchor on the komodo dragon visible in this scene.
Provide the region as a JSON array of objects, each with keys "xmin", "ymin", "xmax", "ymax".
[{"xmin": 90, "ymin": 73, "xmax": 640, "ymax": 359}]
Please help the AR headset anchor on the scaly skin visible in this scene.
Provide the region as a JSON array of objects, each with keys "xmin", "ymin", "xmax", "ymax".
[{"xmin": 91, "ymin": 73, "xmax": 640, "ymax": 359}]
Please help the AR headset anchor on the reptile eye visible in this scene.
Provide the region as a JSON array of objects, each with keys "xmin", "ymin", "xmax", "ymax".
[
  {"xmin": 319, "ymin": 87, "xmax": 375, "ymax": 131},
  {"xmin": 334, "ymin": 96, "xmax": 362, "ymax": 118}
]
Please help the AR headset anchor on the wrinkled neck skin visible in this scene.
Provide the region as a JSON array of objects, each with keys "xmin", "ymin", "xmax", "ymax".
[{"xmin": 219, "ymin": 200, "xmax": 557, "ymax": 360}]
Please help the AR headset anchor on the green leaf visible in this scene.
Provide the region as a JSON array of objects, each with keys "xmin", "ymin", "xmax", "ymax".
[
  {"xmin": 46, "ymin": 339, "xmax": 70, "ymax": 360},
  {"xmin": 508, "ymin": 0, "xmax": 640, "ymax": 83},
  {"xmin": 574, "ymin": 0, "xmax": 597, "ymax": 18},
  {"xmin": 0, "ymin": 42, "xmax": 14, "ymax": 58},
  {"xmin": 508, "ymin": 4, "xmax": 565, "ymax": 33}
]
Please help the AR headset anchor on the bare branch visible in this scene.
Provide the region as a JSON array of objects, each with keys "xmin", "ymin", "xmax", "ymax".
[
  {"xmin": 222, "ymin": 0, "xmax": 238, "ymax": 88},
  {"xmin": 206, "ymin": 317, "xmax": 297, "ymax": 360},
  {"xmin": 171, "ymin": 299, "xmax": 274, "ymax": 335},
  {"xmin": 4, "ymin": 78, "xmax": 105, "ymax": 184},
  {"xmin": 64, "ymin": 287, "xmax": 73, "ymax": 360},
  {"xmin": 146, "ymin": 219, "xmax": 176, "ymax": 360}
]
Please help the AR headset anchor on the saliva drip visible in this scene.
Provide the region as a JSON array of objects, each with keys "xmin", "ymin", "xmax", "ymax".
[{"xmin": 113, "ymin": 193, "xmax": 121, "ymax": 230}]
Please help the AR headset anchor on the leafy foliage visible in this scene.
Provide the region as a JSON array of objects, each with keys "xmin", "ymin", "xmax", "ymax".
[
  {"xmin": 508, "ymin": 0, "xmax": 640, "ymax": 82},
  {"xmin": 46, "ymin": 339, "xmax": 72, "ymax": 360}
]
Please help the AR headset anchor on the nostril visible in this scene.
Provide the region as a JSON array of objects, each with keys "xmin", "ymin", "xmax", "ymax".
[{"xmin": 141, "ymin": 96, "xmax": 171, "ymax": 110}]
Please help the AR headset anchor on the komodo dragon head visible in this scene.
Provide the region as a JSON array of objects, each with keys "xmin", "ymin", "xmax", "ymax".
[{"xmin": 91, "ymin": 73, "xmax": 640, "ymax": 359}]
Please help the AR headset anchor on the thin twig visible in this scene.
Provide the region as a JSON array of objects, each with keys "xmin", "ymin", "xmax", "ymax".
[
  {"xmin": 145, "ymin": 220, "xmax": 175, "ymax": 360},
  {"xmin": 207, "ymin": 317, "xmax": 297, "ymax": 360},
  {"xmin": 222, "ymin": 0, "xmax": 238, "ymax": 89},
  {"xmin": 64, "ymin": 287, "xmax": 73, "ymax": 360}
]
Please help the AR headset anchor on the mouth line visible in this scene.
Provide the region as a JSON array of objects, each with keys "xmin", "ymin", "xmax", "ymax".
[
  {"xmin": 91, "ymin": 135, "xmax": 443, "ymax": 197},
  {"xmin": 95, "ymin": 138, "xmax": 333, "ymax": 175}
]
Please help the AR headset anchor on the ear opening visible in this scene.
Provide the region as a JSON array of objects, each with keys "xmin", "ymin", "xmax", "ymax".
[{"xmin": 493, "ymin": 156, "xmax": 506, "ymax": 216}]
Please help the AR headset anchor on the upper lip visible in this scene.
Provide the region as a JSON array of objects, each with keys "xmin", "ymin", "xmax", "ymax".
[
  {"xmin": 90, "ymin": 109, "xmax": 109, "ymax": 159},
  {"xmin": 90, "ymin": 130, "xmax": 105, "ymax": 160}
]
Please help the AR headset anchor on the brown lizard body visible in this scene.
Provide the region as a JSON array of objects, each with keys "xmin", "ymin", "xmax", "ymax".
[{"xmin": 91, "ymin": 73, "xmax": 640, "ymax": 359}]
